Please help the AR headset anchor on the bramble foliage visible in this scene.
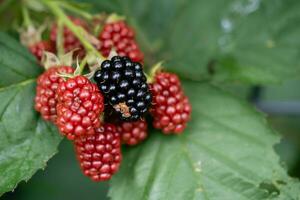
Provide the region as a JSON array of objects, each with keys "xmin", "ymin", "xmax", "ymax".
[{"xmin": 1, "ymin": 0, "xmax": 300, "ymax": 199}]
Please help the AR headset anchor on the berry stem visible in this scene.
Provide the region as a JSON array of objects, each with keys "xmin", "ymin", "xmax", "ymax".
[
  {"xmin": 41, "ymin": 0, "xmax": 105, "ymax": 60},
  {"xmin": 21, "ymin": 6, "xmax": 32, "ymax": 28},
  {"xmin": 79, "ymin": 56, "xmax": 88, "ymax": 74},
  {"xmin": 56, "ymin": 19, "xmax": 65, "ymax": 57},
  {"xmin": 74, "ymin": 55, "xmax": 88, "ymax": 76},
  {"xmin": 59, "ymin": 2, "xmax": 93, "ymax": 20}
]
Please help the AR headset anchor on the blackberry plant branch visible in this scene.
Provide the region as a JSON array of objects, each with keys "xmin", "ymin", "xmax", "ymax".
[
  {"xmin": 22, "ymin": 5, "xmax": 32, "ymax": 28},
  {"xmin": 41, "ymin": 0, "xmax": 105, "ymax": 60},
  {"xmin": 59, "ymin": 1, "xmax": 93, "ymax": 20},
  {"xmin": 56, "ymin": 19, "xmax": 64, "ymax": 57}
]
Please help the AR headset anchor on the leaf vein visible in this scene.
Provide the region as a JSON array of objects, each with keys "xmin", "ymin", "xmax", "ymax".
[{"xmin": 140, "ymin": 139, "xmax": 163, "ymax": 200}]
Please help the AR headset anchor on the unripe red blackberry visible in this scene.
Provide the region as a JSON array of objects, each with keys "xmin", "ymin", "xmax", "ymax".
[
  {"xmin": 99, "ymin": 21, "xmax": 144, "ymax": 63},
  {"xmin": 117, "ymin": 120, "xmax": 148, "ymax": 146},
  {"xmin": 35, "ymin": 66, "xmax": 74, "ymax": 122},
  {"xmin": 150, "ymin": 72, "xmax": 192, "ymax": 134},
  {"xmin": 29, "ymin": 40, "xmax": 55, "ymax": 61},
  {"xmin": 74, "ymin": 124, "xmax": 122, "ymax": 182},
  {"xmin": 56, "ymin": 76, "xmax": 104, "ymax": 140},
  {"xmin": 94, "ymin": 56, "xmax": 152, "ymax": 121},
  {"xmin": 50, "ymin": 17, "xmax": 88, "ymax": 58}
]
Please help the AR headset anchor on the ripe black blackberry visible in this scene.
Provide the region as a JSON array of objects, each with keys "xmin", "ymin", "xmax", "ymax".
[{"xmin": 94, "ymin": 56, "xmax": 152, "ymax": 121}]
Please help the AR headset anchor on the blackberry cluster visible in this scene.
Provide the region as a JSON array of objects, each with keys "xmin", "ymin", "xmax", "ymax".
[
  {"xmin": 117, "ymin": 120, "xmax": 148, "ymax": 146},
  {"xmin": 35, "ymin": 66, "xmax": 74, "ymax": 122},
  {"xmin": 74, "ymin": 124, "xmax": 122, "ymax": 181},
  {"xmin": 56, "ymin": 76, "xmax": 104, "ymax": 140},
  {"xmin": 29, "ymin": 40, "xmax": 55, "ymax": 62},
  {"xmin": 99, "ymin": 21, "xmax": 144, "ymax": 63},
  {"xmin": 94, "ymin": 56, "xmax": 151, "ymax": 121},
  {"xmin": 150, "ymin": 72, "xmax": 191, "ymax": 134}
]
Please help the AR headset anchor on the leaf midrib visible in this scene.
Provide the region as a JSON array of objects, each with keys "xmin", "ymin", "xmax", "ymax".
[
  {"xmin": 0, "ymin": 78, "xmax": 36, "ymax": 92},
  {"xmin": 140, "ymin": 138, "xmax": 163, "ymax": 200}
]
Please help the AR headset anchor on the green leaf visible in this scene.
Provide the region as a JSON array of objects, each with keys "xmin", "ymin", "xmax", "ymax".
[
  {"xmin": 0, "ymin": 33, "xmax": 61, "ymax": 196},
  {"xmin": 86, "ymin": 0, "xmax": 300, "ymax": 84},
  {"xmin": 0, "ymin": 32, "xmax": 42, "ymax": 87},
  {"xmin": 109, "ymin": 81, "xmax": 300, "ymax": 200}
]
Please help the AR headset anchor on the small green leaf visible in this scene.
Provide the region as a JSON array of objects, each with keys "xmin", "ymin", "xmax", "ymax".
[
  {"xmin": 0, "ymin": 32, "xmax": 61, "ymax": 196},
  {"xmin": 109, "ymin": 82, "xmax": 300, "ymax": 199}
]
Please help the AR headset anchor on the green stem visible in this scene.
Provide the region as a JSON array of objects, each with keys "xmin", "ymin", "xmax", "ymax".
[
  {"xmin": 22, "ymin": 5, "xmax": 31, "ymax": 28},
  {"xmin": 59, "ymin": 2, "xmax": 93, "ymax": 20},
  {"xmin": 56, "ymin": 19, "xmax": 65, "ymax": 57},
  {"xmin": 42, "ymin": 0, "xmax": 104, "ymax": 60},
  {"xmin": 74, "ymin": 55, "xmax": 88, "ymax": 76}
]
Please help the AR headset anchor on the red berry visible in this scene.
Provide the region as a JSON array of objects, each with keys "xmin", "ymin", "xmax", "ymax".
[
  {"xmin": 99, "ymin": 21, "xmax": 144, "ymax": 63},
  {"xmin": 50, "ymin": 17, "xmax": 88, "ymax": 58},
  {"xmin": 56, "ymin": 76, "xmax": 104, "ymax": 140},
  {"xmin": 74, "ymin": 124, "xmax": 122, "ymax": 181},
  {"xmin": 29, "ymin": 40, "xmax": 55, "ymax": 61},
  {"xmin": 117, "ymin": 120, "xmax": 148, "ymax": 146},
  {"xmin": 35, "ymin": 66, "xmax": 74, "ymax": 122},
  {"xmin": 150, "ymin": 72, "xmax": 192, "ymax": 134}
]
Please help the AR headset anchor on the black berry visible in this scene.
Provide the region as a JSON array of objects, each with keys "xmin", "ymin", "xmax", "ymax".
[{"xmin": 94, "ymin": 56, "xmax": 152, "ymax": 121}]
